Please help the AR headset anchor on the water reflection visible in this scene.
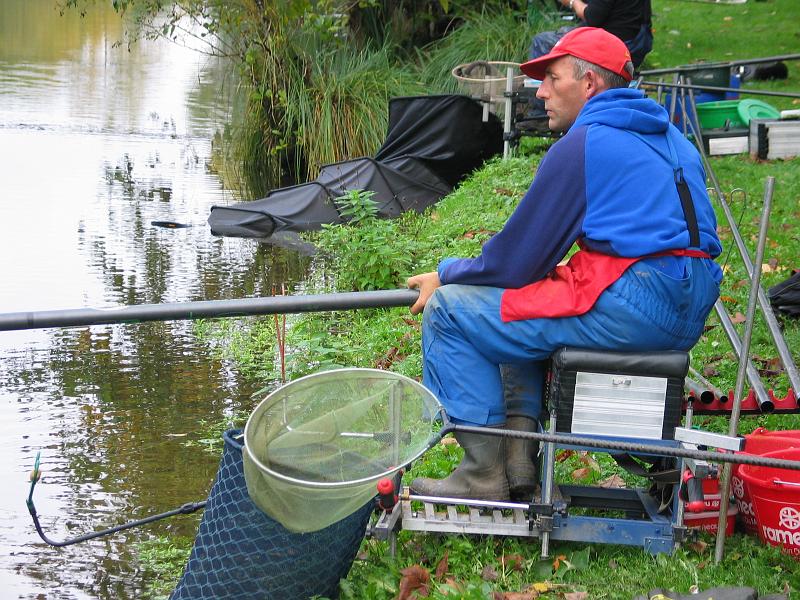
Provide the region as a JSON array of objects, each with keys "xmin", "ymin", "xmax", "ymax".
[{"xmin": 0, "ymin": 1, "xmax": 310, "ymax": 598}]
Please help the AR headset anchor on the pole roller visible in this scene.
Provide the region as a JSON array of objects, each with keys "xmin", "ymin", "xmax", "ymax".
[{"xmin": 0, "ymin": 289, "xmax": 420, "ymax": 331}]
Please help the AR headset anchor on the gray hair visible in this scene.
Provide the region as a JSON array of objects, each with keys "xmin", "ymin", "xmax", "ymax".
[{"xmin": 571, "ymin": 56, "xmax": 634, "ymax": 89}]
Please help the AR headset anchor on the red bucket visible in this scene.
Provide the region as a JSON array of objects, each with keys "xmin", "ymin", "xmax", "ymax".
[
  {"xmin": 738, "ymin": 447, "xmax": 800, "ymax": 559},
  {"xmin": 732, "ymin": 429, "xmax": 800, "ymax": 535}
]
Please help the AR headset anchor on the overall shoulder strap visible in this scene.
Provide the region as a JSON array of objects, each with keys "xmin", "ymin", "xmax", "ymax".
[{"xmin": 627, "ymin": 130, "xmax": 701, "ymax": 248}]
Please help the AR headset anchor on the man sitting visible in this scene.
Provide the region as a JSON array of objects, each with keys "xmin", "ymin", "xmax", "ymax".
[{"xmin": 407, "ymin": 28, "xmax": 721, "ymax": 502}]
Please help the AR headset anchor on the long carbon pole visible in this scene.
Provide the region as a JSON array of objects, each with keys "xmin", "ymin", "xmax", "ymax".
[
  {"xmin": 685, "ymin": 96, "xmax": 800, "ymax": 395},
  {"xmin": 0, "ymin": 289, "xmax": 420, "ymax": 331},
  {"xmin": 640, "ymin": 53, "xmax": 800, "ymax": 77},
  {"xmin": 642, "ymin": 80, "xmax": 800, "ymax": 100}
]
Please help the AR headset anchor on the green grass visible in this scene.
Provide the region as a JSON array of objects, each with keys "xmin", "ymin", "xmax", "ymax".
[{"xmin": 164, "ymin": 2, "xmax": 800, "ymax": 598}]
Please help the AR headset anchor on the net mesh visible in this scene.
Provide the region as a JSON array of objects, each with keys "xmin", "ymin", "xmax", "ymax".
[
  {"xmin": 170, "ymin": 430, "xmax": 372, "ymax": 600},
  {"xmin": 244, "ymin": 368, "xmax": 441, "ymax": 532}
]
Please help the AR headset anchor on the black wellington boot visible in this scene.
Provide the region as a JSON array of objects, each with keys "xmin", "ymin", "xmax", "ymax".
[
  {"xmin": 505, "ymin": 416, "xmax": 540, "ymax": 501},
  {"xmin": 410, "ymin": 427, "xmax": 510, "ymax": 501}
]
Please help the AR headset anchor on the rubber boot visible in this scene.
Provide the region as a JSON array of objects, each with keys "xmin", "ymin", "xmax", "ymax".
[
  {"xmin": 410, "ymin": 428, "xmax": 509, "ymax": 501},
  {"xmin": 505, "ymin": 416, "xmax": 540, "ymax": 501}
]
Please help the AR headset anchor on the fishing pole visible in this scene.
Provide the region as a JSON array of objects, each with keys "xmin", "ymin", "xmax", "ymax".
[
  {"xmin": 639, "ymin": 53, "xmax": 800, "ymax": 77},
  {"xmin": 641, "ymin": 80, "xmax": 800, "ymax": 100},
  {"xmin": 0, "ymin": 289, "xmax": 420, "ymax": 331}
]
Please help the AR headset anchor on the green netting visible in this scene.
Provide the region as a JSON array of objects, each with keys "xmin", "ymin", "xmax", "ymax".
[{"xmin": 244, "ymin": 368, "xmax": 442, "ymax": 532}]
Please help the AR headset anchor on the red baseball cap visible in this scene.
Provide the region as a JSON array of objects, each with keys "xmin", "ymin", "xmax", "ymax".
[{"xmin": 520, "ymin": 27, "xmax": 633, "ymax": 81}]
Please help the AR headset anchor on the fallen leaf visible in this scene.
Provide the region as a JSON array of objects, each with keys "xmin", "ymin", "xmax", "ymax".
[
  {"xmin": 703, "ymin": 366, "xmax": 719, "ymax": 377},
  {"xmin": 689, "ymin": 540, "xmax": 708, "ymax": 553},
  {"xmin": 481, "ymin": 564, "xmax": 499, "ymax": 581},
  {"xmin": 435, "ymin": 550, "xmax": 449, "ymax": 580},
  {"xmin": 555, "ymin": 449, "xmax": 575, "ymax": 462},
  {"xmin": 396, "ymin": 565, "xmax": 430, "ymax": 600},
  {"xmin": 723, "ymin": 15, "xmax": 733, "ymax": 21},
  {"xmin": 501, "ymin": 554, "xmax": 524, "ymax": 572},
  {"xmin": 443, "ymin": 577, "xmax": 463, "ymax": 593},
  {"xmin": 565, "ymin": 592, "xmax": 589, "ymax": 600},
  {"xmin": 754, "ymin": 355, "xmax": 783, "ymax": 377},
  {"xmin": 579, "ymin": 454, "xmax": 601, "ymax": 472},
  {"xmin": 598, "ymin": 474, "xmax": 626, "ymax": 488},
  {"xmin": 552, "ymin": 555, "xmax": 567, "ymax": 571},
  {"xmin": 494, "ymin": 187, "xmax": 515, "ymax": 197},
  {"xmin": 719, "ymin": 294, "xmax": 736, "ymax": 303},
  {"xmin": 732, "ymin": 279, "xmax": 749, "ymax": 289},
  {"xmin": 462, "ymin": 228, "xmax": 496, "ymax": 240},
  {"xmin": 440, "ymin": 436, "xmax": 459, "ymax": 446},
  {"xmin": 530, "ymin": 582, "xmax": 556, "ymax": 593},
  {"xmin": 499, "ymin": 592, "xmax": 538, "ymax": 600},
  {"xmin": 571, "ymin": 467, "xmax": 593, "ymax": 481},
  {"xmin": 502, "ymin": 590, "xmax": 539, "ymax": 600},
  {"xmin": 730, "ymin": 312, "xmax": 747, "ymax": 324}
]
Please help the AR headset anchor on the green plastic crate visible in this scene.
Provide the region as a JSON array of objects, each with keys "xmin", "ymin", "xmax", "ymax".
[
  {"xmin": 696, "ymin": 99, "xmax": 780, "ymax": 130},
  {"xmin": 695, "ymin": 100, "xmax": 745, "ymax": 129}
]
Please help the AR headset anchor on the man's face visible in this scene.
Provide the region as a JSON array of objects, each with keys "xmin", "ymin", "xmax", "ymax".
[{"xmin": 535, "ymin": 56, "xmax": 590, "ymax": 132}]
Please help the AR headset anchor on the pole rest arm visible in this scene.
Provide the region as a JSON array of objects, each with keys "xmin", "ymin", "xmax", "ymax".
[{"xmin": 673, "ymin": 427, "xmax": 744, "ymax": 452}]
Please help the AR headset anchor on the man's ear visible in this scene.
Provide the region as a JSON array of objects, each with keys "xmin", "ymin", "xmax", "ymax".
[{"xmin": 584, "ymin": 70, "xmax": 608, "ymax": 99}]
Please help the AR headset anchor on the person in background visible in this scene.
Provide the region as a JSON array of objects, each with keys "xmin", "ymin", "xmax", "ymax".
[
  {"xmin": 406, "ymin": 27, "xmax": 721, "ymax": 502},
  {"xmin": 532, "ymin": 0, "xmax": 652, "ymax": 68},
  {"xmin": 522, "ymin": 0, "xmax": 652, "ymax": 126}
]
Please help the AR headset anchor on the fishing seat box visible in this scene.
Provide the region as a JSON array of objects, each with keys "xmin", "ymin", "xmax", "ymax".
[{"xmin": 547, "ymin": 348, "xmax": 689, "ymax": 441}]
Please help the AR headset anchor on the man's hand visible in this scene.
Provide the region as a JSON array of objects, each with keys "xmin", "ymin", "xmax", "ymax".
[{"xmin": 407, "ymin": 272, "xmax": 441, "ymax": 315}]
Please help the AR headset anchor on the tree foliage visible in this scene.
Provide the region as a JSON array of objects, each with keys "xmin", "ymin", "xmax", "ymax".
[{"xmin": 58, "ymin": 0, "xmax": 528, "ymax": 192}]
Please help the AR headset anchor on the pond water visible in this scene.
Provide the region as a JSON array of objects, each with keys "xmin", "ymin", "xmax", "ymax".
[{"xmin": 0, "ymin": 2, "xmax": 310, "ymax": 598}]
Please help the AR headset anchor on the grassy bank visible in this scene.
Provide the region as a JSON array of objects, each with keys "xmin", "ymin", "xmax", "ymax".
[{"xmin": 150, "ymin": 0, "xmax": 800, "ymax": 597}]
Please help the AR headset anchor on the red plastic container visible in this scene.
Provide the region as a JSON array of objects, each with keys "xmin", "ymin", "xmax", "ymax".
[
  {"xmin": 684, "ymin": 505, "xmax": 737, "ymax": 536},
  {"xmin": 731, "ymin": 429, "xmax": 800, "ymax": 535},
  {"xmin": 738, "ymin": 447, "xmax": 800, "ymax": 559}
]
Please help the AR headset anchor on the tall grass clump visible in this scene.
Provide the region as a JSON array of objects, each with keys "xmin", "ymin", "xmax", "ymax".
[
  {"xmin": 282, "ymin": 41, "xmax": 424, "ymax": 183},
  {"xmin": 417, "ymin": 8, "xmax": 557, "ymax": 92}
]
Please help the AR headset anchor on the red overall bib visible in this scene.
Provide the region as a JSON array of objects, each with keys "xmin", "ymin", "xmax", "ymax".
[{"xmin": 500, "ymin": 245, "xmax": 711, "ymax": 323}]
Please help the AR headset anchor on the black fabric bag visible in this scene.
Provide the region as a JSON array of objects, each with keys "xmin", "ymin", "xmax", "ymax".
[
  {"xmin": 208, "ymin": 95, "xmax": 502, "ymax": 238},
  {"xmin": 768, "ymin": 269, "xmax": 800, "ymax": 318}
]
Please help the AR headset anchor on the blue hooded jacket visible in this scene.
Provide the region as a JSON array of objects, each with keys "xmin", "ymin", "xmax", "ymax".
[{"xmin": 438, "ymin": 87, "xmax": 723, "ymax": 288}]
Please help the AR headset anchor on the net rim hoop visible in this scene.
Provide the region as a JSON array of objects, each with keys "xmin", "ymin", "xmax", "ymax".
[{"xmin": 244, "ymin": 367, "xmax": 444, "ymax": 489}]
